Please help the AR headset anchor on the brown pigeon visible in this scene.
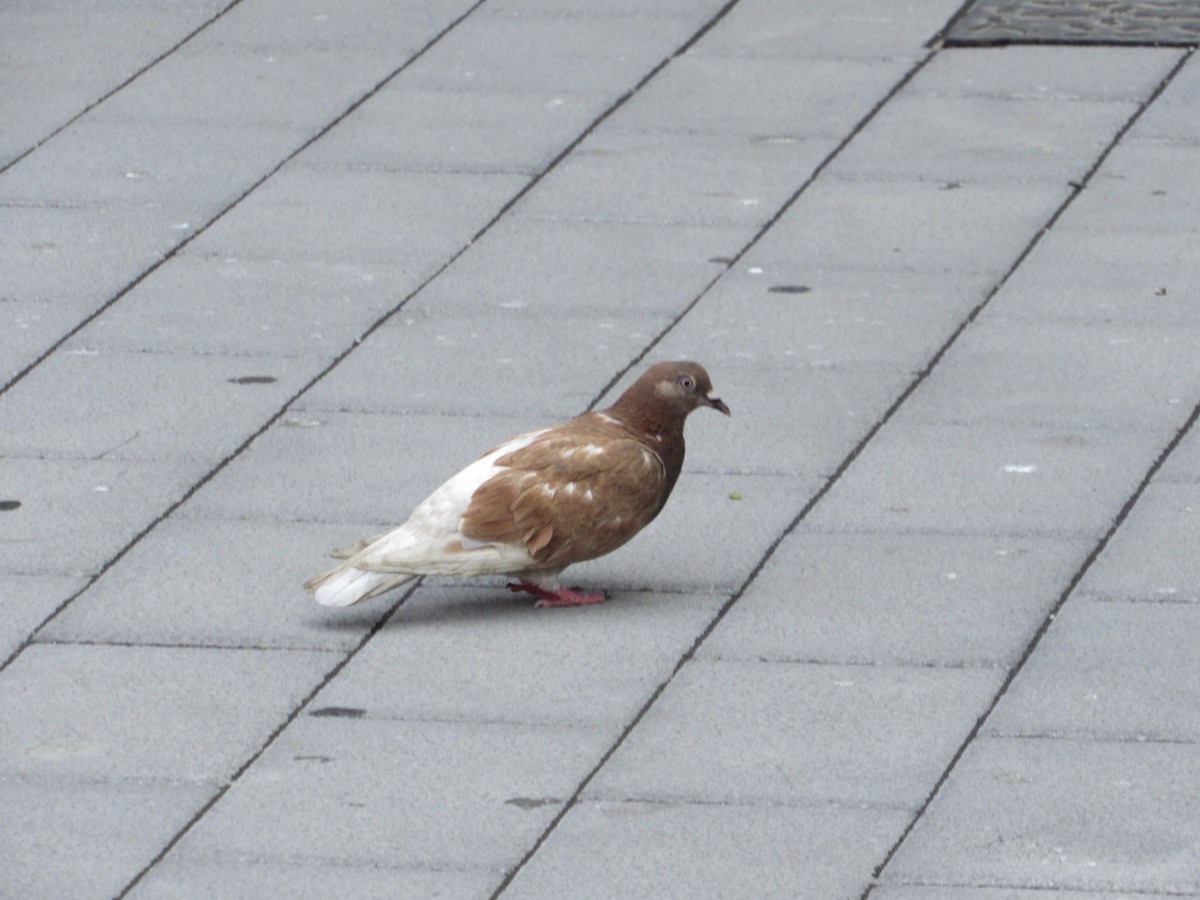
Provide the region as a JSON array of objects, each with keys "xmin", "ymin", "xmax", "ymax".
[{"xmin": 305, "ymin": 361, "xmax": 730, "ymax": 608}]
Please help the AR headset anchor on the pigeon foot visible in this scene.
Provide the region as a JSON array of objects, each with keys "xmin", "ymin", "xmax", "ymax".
[{"xmin": 507, "ymin": 580, "xmax": 608, "ymax": 608}]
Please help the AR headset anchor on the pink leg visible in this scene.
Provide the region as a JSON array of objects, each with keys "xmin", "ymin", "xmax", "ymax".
[{"xmin": 507, "ymin": 580, "xmax": 608, "ymax": 608}]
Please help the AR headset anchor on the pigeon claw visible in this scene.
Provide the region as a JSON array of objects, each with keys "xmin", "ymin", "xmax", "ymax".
[{"xmin": 507, "ymin": 580, "xmax": 608, "ymax": 608}]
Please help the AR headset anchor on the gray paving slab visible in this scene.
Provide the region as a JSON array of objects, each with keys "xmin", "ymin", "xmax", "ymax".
[
  {"xmin": 751, "ymin": 175, "xmax": 1070, "ymax": 275},
  {"xmin": 1, "ymin": 115, "xmax": 307, "ymax": 212},
  {"xmin": 687, "ymin": 0, "xmax": 960, "ymax": 60},
  {"xmin": 181, "ymin": 410, "xmax": 552, "ymax": 524},
  {"xmin": 0, "ymin": 643, "xmax": 333, "ymax": 783},
  {"xmin": 1158, "ymin": 421, "xmax": 1200, "ymax": 483},
  {"xmin": 408, "ymin": 215, "xmax": 743, "ymax": 318},
  {"xmin": 0, "ymin": 773, "xmax": 215, "ymax": 900},
  {"xmin": 130, "ymin": 856, "xmax": 498, "ymax": 900},
  {"xmin": 872, "ymin": 887, "xmax": 1196, "ymax": 899},
  {"xmin": 504, "ymin": 800, "xmax": 912, "ymax": 900},
  {"xmin": 399, "ymin": 7, "xmax": 718, "ymax": 96},
  {"xmin": 569, "ymin": 470, "xmax": 821, "ymax": 593},
  {"xmin": 604, "ymin": 54, "xmax": 915, "ymax": 138},
  {"xmin": 881, "ymin": 736, "xmax": 1200, "ymax": 894},
  {"xmin": 1074, "ymin": 482, "xmax": 1200, "ymax": 603},
  {"xmin": 0, "ymin": 348, "xmax": 317, "ymax": 461},
  {"xmin": 643, "ymin": 363, "xmax": 915, "ymax": 477},
  {"xmin": 313, "ymin": 585, "xmax": 726, "ymax": 726},
  {"xmin": 0, "ymin": 0, "xmax": 232, "ymax": 166},
  {"xmin": 299, "ymin": 83, "xmax": 612, "ymax": 176},
  {"xmin": 38, "ymin": 517, "xmax": 393, "ymax": 651},
  {"xmin": 184, "ymin": 164, "xmax": 529, "ymax": 266},
  {"xmin": 77, "ymin": 253, "xmax": 406, "ymax": 358},
  {"xmin": 805, "ymin": 420, "xmax": 1171, "ymax": 538},
  {"xmin": 904, "ymin": 315, "xmax": 1200, "ymax": 430},
  {"xmin": 830, "ymin": 92, "xmax": 1141, "ymax": 183},
  {"xmin": 702, "ymin": 528, "xmax": 1086, "ymax": 667},
  {"xmin": 291, "ymin": 306, "xmax": 676, "ymax": 418},
  {"xmin": 513, "ymin": 126, "xmax": 836, "ymax": 228},
  {"xmin": 657, "ymin": 265, "xmax": 994, "ymax": 372},
  {"xmin": 89, "ymin": 2, "xmax": 449, "ymax": 130},
  {"xmin": 985, "ymin": 598, "xmax": 1200, "ymax": 743},
  {"xmin": 1130, "ymin": 50, "xmax": 1200, "ymax": 144},
  {"xmin": 0, "ymin": 203, "xmax": 185, "ymax": 347},
  {"xmin": 585, "ymin": 658, "xmax": 1004, "ymax": 808},
  {"xmin": 993, "ymin": 262, "xmax": 1200, "ymax": 326},
  {"xmin": 912, "ymin": 45, "xmax": 1183, "ymax": 102},
  {"xmin": 1063, "ymin": 142, "xmax": 1200, "ymax": 233},
  {"xmin": 0, "ymin": 456, "xmax": 208, "ymax": 577},
  {"xmin": 158, "ymin": 715, "xmax": 608, "ymax": 873},
  {"xmin": 1002, "ymin": 227, "xmax": 1200, "ymax": 322},
  {"xmin": 0, "ymin": 572, "xmax": 87, "ymax": 662}
]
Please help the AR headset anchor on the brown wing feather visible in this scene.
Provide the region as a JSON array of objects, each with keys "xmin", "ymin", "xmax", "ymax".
[{"xmin": 460, "ymin": 434, "xmax": 669, "ymax": 569}]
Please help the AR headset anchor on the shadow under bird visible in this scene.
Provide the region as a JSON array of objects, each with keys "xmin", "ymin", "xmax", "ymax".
[{"xmin": 305, "ymin": 361, "xmax": 730, "ymax": 608}]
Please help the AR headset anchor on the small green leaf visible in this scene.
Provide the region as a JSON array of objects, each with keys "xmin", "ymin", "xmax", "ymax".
[{"xmin": 729, "ymin": 492, "xmax": 743, "ymax": 501}]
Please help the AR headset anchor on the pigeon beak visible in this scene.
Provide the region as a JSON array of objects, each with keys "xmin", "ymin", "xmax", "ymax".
[{"xmin": 707, "ymin": 393, "xmax": 731, "ymax": 416}]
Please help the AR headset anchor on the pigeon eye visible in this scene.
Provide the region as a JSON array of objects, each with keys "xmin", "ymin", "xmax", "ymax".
[{"xmin": 677, "ymin": 374, "xmax": 695, "ymax": 391}]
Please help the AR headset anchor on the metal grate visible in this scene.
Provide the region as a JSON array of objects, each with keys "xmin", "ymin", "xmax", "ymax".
[{"xmin": 945, "ymin": 0, "xmax": 1200, "ymax": 46}]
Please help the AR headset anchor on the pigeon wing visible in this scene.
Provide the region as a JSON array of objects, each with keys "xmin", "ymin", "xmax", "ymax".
[{"xmin": 460, "ymin": 434, "xmax": 670, "ymax": 570}]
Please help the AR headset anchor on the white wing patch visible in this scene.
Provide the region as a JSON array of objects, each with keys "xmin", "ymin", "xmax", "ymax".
[{"xmin": 347, "ymin": 428, "xmax": 550, "ymax": 578}]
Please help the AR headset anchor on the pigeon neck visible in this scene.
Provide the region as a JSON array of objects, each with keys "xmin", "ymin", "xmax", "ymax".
[{"xmin": 603, "ymin": 396, "xmax": 687, "ymax": 487}]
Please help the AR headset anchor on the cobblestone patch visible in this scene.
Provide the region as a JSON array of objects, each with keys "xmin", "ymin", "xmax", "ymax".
[{"xmin": 947, "ymin": 0, "xmax": 1200, "ymax": 46}]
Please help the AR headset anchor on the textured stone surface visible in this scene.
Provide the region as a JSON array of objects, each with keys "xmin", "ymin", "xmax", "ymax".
[
  {"xmin": 948, "ymin": 0, "xmax": 1200, "ymax": 47},
  {"xmin": 882, "ymin": 737, "xmax": 1200, "ymax": 893}
]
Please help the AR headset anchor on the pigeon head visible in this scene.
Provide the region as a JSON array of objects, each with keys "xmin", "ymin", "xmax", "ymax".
[
  {"xmin": 653, "ymin": 361, "xmax": 731, "ymax": 418},
  {"xmin": 608, "ymin": 361, "xmax": 730, "ymax": 432}
]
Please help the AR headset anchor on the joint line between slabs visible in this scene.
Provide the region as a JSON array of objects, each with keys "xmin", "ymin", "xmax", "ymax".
[{"xmin": 861, "ymin": 45, "xmax": 1198, "ymax": 898}]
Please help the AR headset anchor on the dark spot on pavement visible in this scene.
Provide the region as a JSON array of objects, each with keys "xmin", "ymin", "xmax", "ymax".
[
  {"xmin": 228, "ymin": 375, "xmax": 277, "ymax": 385},
  {"xmin": 309, "ymin": 706, "xmax": 367, "ymax": 719},
  {"xmin": 505, "ymin": 797, "xmax": 561, "ymax": 810},
  {"xmin": 768, "ymin": 285, "xmax": 811, "ymax": 295},
  {"xmin": 0, "ymin": 500, "xmax": 20, "ymax": 511}
]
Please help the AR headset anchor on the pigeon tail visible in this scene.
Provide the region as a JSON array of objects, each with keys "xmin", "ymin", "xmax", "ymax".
[{"xmin": 306, "ymin": 564, "xmax": 413, "ymax": 607}]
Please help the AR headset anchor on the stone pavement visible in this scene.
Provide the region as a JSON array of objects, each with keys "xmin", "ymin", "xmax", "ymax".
[{"xmin": 2, "ymin": 1, "xmax": 1199, "ymax": 897}]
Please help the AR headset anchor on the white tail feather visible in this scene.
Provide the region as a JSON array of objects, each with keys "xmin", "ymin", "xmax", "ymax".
[{"xmin": 312, "ymin": 566, "xmax": 410, "ymax": 607}]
